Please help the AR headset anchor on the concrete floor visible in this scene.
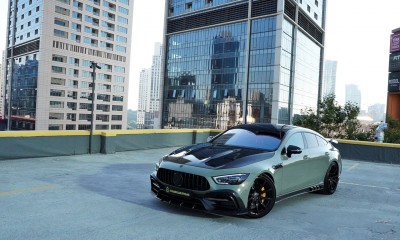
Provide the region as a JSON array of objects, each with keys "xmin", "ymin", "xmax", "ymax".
[{"xmin": 0, "ymin": 148, "xmax": 399, "ymax": 240}]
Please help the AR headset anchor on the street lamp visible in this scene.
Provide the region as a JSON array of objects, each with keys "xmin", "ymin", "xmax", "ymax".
[{"xmin": 89, "ymin": 61, "xmax": 101, "ymax": 154}]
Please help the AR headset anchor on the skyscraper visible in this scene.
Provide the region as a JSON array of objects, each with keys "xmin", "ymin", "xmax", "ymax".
[
  {"xmin": 345, "ymin": 84, "xmax": 361, "ymax": 108},
  {"xmin": 136, "ymin": 43, "xmax": 163, "ymax": 129},
  {"xmin": 0, "ymin": 52, "xmax": 5, "ymax": 119},
  {"xmin": 137, "ymin": 68, "xmax": 151, "ymax": 129},
  {"xmin": 322, "ymin": 60, "xmax": 337, "ymax": 98},
  {"xmin": 162, "ymin": 0, "xmax": 326, "ymax": 129},
  {"xmin": 3, "ymin": 0, "xmax": 133, "ymax": 130}
]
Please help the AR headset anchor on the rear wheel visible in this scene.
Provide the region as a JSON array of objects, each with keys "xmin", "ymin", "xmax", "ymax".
[
  {"xmin": 247, "ymin": 175, "xmax": 276, "ymax": 218},
  {"xmin": 320, "ymin": 162, "xmax": 339, "ymax": 195}
]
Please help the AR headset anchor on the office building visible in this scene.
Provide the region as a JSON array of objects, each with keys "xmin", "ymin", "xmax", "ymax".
[
  {"xmin": 368, "ymin": 103, "xmax": 385, "ymax": 122},
  {"xmin": 0, "ymin": 52, "xmax": 5, "ymax": 119},
  {"xmin": 137, "ymin": 68, "xmax": 150, "ymax": 129},
  {"xmin": 388, "ymin": 27, "xmax": 400, "ymax": 120},
  {"xmin": 162, "ymin": 0, "xmax": 326, "ymax": 129},
  {"xmin": 345, "ymin": 84, "xmax": 361, "ymax": 108},
  {"xmin": 136, "ymin": 43, "xmax": 163, "ymax": 129},
  {"xmin": 4, "ymin": 0, "xmax": 133, "ymax": 130},
  {"xmin": 322, "ymin": 60, "xmax": 337, "ymax": 98}
]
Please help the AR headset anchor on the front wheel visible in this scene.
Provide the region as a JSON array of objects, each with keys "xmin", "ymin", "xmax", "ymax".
[
  {"xmin": 320, "ymin": 162, "xmax": 339, "ymax": 195},
  {"xmin": 247, "ymin": 175, "xmax": 276, "ymax": 218}
]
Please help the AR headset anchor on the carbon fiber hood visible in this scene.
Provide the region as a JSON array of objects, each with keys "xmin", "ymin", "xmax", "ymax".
[{"xmin": 163, "ymin": 143, "xmax": 275, "ymax": 169}]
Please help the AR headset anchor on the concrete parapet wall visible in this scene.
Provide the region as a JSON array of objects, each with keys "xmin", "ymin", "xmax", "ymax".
[
  {"xmin": 334, "ymin": 140, "xmax": 400, "ymax": 164},
  {"xmin": 1, "ymin": 130, "xmax": 399, "ymax": 164},
  {"xmin": 0, "ymin": 129, "xmax": 221, "ymax": 160}
]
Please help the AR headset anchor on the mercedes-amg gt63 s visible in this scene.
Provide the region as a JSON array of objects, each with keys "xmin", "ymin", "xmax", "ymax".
[{"xmin": 150, "ymin": 124, "xmax": 341, "ymax": 218}]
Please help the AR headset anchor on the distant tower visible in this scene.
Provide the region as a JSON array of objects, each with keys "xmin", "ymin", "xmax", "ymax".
[
  {"xmin": 322, "ymin": 60, "xmax": 337, "ymax": 98},
  {"xmin": 345, "ymin": 84, "xmax": 361, "ymax": 108},
  {"xmin": 136, "ymin": 43, "xmax": 163, "ymax": 129},
  {"xmin": 0, "ymin": 51, "xmax": 5, "ymax": 119},
  {"xmin": 137, "ymin": 68, "xmax": 151, "ymax": 129}
]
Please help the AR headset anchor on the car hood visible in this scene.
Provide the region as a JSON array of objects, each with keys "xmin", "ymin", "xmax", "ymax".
[{"xmin": 162, "ymin": 143, "xmax": 275, "ymax": 169}]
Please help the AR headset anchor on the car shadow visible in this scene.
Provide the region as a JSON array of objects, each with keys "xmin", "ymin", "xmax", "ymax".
[{"xmin": 78, "ymin": 163, "xmax": 221, "ymax": 219}]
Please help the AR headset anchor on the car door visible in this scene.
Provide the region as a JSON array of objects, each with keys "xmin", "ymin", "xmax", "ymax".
[
  {"xmin": 302, "ymin": 132, "xmax": 328, "ymax": 186},
  {"xmin": 281, "ymin": 132, "xmax": 310, "ymax": 195}
]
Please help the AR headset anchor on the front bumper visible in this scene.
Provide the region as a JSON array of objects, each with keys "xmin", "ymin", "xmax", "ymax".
[{"xmin": 150, "ymin": 173, "xmax": 248, "ymax": 216}]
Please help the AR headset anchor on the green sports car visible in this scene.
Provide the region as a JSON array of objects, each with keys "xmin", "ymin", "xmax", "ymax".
[{"xmin": 150, "ymin": 124, "xmax": 341, "ymax": 218}]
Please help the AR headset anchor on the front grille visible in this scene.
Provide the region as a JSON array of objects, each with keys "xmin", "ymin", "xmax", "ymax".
[{"xmin": 157, "ymin": 168, "xmax": 210, "ymax": 191}]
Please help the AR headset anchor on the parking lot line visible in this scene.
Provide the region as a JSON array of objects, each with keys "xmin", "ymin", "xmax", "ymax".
[{"xmin": 340, "ymin": 181, "xmax": 394, "ymax": 190}]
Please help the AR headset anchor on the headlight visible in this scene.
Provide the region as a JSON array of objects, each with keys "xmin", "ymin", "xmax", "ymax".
[
  {"xmin": 155, "ymin": 162, "xmax": 160, "ymax": 171},
  {"xmin": 212, "ymin": 173, "xmax": 249, "ymax": 185}
]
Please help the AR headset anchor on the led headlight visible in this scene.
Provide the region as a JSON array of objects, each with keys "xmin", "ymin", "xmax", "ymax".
[{"xmin": 212, "ymin": 173, "xmax": 249, "ymax": 185}]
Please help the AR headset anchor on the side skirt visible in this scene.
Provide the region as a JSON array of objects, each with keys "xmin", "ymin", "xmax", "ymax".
[{"xmin": 276, "ymin": 183, "xmax": 324, "ymax": 202}]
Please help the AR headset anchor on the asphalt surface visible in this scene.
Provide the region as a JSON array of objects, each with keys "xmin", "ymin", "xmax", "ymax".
[{"xmin": 0, "ymin": 148, "xmax": 399, "ymax": 240}]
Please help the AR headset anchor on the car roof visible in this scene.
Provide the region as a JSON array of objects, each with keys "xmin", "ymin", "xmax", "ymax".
[{"xmin": 231, "ymin": 123, "xmax": 297, "ymax": 139}]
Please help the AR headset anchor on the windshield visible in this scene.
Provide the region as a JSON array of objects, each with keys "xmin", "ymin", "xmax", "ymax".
[{"xmin": 211, "ymin": 129, "xmax": 282, "ymax": 151}]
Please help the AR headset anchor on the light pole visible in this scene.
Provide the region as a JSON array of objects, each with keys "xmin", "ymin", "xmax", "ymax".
[{"xmin": 89, "ymin": 61, "xmax": 101, "ymax": 154}]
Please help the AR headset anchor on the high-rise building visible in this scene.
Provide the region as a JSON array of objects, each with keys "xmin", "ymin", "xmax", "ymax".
[
  {"xmin": 345, "ymin": 84, "xmax": 361, "ymax": 108},
  {"xmin": 4, "ymin": 0, "xmax": 133, "ymax": 130},
  {"xmin": 162, "ymin": 0, "xmax": 326, "ymax": 129},
  {"xmin": 137, "ymin": 68, "xmax": 151, "ymax": 129},
  {"xmin": 322, "ymin": 60, "xmax": 337, "ymax": 98},
  {"xmin": 387, "ymin": 27, "xmax": 400, "ymax": 120},
  {"xmin": 0, "ymin": 52, "xmax": 5, "ymax": 119},
  {"xmin": 136, "ymin": 43, "xmax": 163, "ymax": 129},
  {"xmin": 368, "ymin": 103, "xmax": 385, "ymax": 122}
]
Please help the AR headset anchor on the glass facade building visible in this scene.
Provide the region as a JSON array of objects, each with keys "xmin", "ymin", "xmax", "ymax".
[
  {"xmin": 3, "ymin": 0, "xmax": 133, "ymax": 130},
  {"xmin": 162, "ymin": 0, "xmax": 326, "ymax": 129}
]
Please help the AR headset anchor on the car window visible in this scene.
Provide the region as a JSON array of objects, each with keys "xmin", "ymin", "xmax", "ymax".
[
  {"xmin": 212, "ymin": 129, "xmax": 282, "ymax": 151},
  {"xmin": 316, "ymin": 135, "xmax": 328, "ymax": 147},
  {"xmin": 304, "ymin": 133, "xmax": 319, "ymax": 149},
  {"xmin": 285, "ymin": 133, "xmax": 305, "ymax": 149}
]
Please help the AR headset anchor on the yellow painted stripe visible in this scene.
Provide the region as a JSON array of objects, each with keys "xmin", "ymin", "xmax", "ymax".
[
  {"xmin": 0, "ymin": 129, "xmax": 224, "ymax": 138},
  {"xmin": 0, "ymin": 130, "xmax": 102, "ymax": 138},
  {"xmin": 104, "ymin": 129, "xmax": 223, "ymax": 135},
  {"xmin": 337, "ymin": 139, "xmax": 400, "ymax": 149},
  {"xmin": 0, "ymin": 185, "xmax": 57, "ymax": 197}
]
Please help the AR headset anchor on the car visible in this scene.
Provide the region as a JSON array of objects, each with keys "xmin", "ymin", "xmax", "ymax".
[{"xmin": 150, "ymin": 123, "xmax": 341, "ymax": 218}]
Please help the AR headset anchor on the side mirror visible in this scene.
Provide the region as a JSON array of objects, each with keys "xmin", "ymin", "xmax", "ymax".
[
  {"xmin": 286, "ymin": 145, "xmax": 302, "ymax": 158},
  {"xmin": 207, "ymin": 136, "xmax": 214, "ymax": 142}
]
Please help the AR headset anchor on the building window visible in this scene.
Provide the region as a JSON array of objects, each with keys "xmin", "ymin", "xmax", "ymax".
[
  {"xmin": 52, "ymin": 66, "xmax": 66, "ymax": 74},
  {"xmin": 111, "ymin": 115, "xmax": 122, "ymax": 121},
  {"xmin": 52, "ymin": 54, "xmax": 67, "ymax": 62},
  {"xmin": 112, "ymin": 105, "xmax": 123, "ymax": 111},
  {"xmin": 186, "ymin": 2, "xmax": 192, "ymax": 10},
  {"xmin": 315, "ymin": 0, "xmax": 318, "ymax": 7},
  {"xmin": 314, "ymin": 13, "xmax": 318, "ymax": 20},
  {"xmin": 307, "ymin": 5, "xmax": 310, "ymax": 12},
  {"xmin": 111, "ymin": 125, "xmax": 122, "ymax": 130},
  {"xmin": 66, "ymin": 124, "xmax": 76, "ymax": 130},
  {"xmin": 50, "ymin": 101, "xmax": 64, "ymax": 108},
  {"xmin": 49, "ymin": 124, "xmax": 63, "ymax": 130}
]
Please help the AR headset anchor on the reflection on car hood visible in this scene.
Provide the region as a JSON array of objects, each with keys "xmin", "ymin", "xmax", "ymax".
[{"xmin": 163, "ymin": 143, "xmax": 275, "ymax": 169}]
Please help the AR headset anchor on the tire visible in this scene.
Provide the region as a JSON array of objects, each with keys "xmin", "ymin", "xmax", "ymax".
[
  {"xmin": 320, "ymin": 162, "xmax": 339, "ymax": 195},
  {"xmin": 247, "ymin": 175, "xmax": 276, "ymax": 218}
]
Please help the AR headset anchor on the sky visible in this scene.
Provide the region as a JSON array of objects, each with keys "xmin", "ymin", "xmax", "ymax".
[{"xmin": 0, "ymin": 0, "xmax": 399, "ymax": 111}]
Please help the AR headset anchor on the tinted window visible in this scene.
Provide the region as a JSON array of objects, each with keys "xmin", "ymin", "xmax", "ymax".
[
  {"xmin": 285, "ymin": 133, "xmax": 305, "ymax": 149},
  {"xmin": 304, "ymin": 133, "xmax": 319, "ymax": 149},
  {"xmin": 212, "ymin": 129, "xmax": 281, "ymax": 151},
  {"xmin": 316, "ymin": 135, "xmax": 328, "ymax": 147}
]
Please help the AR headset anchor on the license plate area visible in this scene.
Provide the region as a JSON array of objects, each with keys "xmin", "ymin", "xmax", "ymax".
[{"xmin": 165, "ymin": 186, "xmax": 191, "ymax": 198}]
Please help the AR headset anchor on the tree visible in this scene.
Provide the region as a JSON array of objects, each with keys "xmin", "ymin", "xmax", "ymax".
[
  {"xmin": 293, "ymin": 94, "xmax": 371, "ymax": 140},
  {"xmin": 384, "ymin": 115, "xmax": 400, "ymax": 143}
]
